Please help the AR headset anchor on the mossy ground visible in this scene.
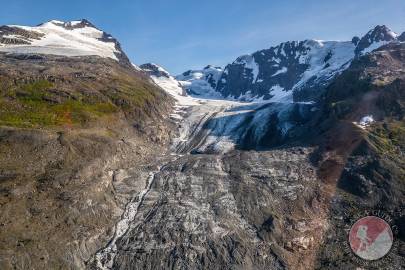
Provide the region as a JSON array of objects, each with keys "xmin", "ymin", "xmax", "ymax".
[
  {"xmin": 367, "ymin": 120, "xmax": 405, "ymax": 155},
  {"xmin": 0, "ymin": 80, "xmax": 117, "ymax": 128},
  {"xmin": 0, "ymin": 75, "xmax": 163, "ymax": 128},
  {"xmin": 366, "ymin": 120, "xmax": 405, "ymax": 182}
]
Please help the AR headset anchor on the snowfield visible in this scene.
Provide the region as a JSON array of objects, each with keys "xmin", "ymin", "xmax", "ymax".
[
  {"xmin": 292, "ymin": 40, "xmax": 355, "ymax": 91},
  {"xmin": 0, "ymin": 20, "xmax": 121, "ymax": 60}
]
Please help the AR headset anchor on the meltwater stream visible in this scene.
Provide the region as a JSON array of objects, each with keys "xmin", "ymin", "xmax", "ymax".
[{"xmin": 93, "ymin": 170, "xmax": 160, "ymax": 269}]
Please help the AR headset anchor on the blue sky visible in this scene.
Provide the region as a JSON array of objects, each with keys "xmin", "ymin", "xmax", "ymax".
[{"xmin": 1, "ymin": 0, "xmax": 405, "ymax": 74}]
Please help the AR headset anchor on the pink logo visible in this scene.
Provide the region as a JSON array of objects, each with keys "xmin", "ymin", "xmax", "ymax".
[{"xmin": 349, "ymin": 216, "xmax": 393, "ymax": 261}]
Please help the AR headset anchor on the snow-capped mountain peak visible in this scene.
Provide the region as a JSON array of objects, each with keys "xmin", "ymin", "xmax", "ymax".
[
  {"xmin": 215, "ymin": 38, "xmax": 355, "ymax": 102},
  {"xmin": 180, "ymin": 25, "xmax": 402, "ymax": 103},
  {"xmin": 0, "ymin": 19, "xmax": 130, "ymax": 64},
  {"xmin": 39, "ymin": 19, "xmax": 96, "ymax": 29},
  {"xmin": 355, "ymin": 25, "xmax": 398, "ymax": 55}
]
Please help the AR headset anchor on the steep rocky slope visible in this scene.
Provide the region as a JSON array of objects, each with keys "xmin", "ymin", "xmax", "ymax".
[
  {"xmin": 0, "ymin": 21, "xmax": 175, "ymax": 270},
  {"xmin": 312, "ymin": 42, "xmax": 405, "ymax": 269}
]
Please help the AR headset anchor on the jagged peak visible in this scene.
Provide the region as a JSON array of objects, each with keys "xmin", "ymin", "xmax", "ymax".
[
  {"xmin": 352, "ymin": 36, "xmax": 360, "ymax": 46},
  {"xmin": 355, "ymin": 25, "xmax": 398, "ymax": 55},
  {"xmin": 234, "ymin": 54, "xmax": 254, "ymax": 64},
  {"xmin": 140, "ymin": 63, "xmax": 171, "ymax": 78},
  {"xmin": 364, "ymin": 25, "xmax": 398, "ymax": 39},
  {"xmin": 38, "ymin": 19, "xmax": 98, "ymax": 30}
]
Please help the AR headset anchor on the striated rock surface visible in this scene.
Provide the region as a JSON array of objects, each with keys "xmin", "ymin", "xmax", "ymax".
[{"xmin": 107, "ymin": 148, "xmax": 324, "ymax": 270}]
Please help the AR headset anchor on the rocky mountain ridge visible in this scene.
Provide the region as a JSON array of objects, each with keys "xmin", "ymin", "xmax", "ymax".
[{"xmin": 178, "ymin": 25, "xmax": 402, "ymax": 103}]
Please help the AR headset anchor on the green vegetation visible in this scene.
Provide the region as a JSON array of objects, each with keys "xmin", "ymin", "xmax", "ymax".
[
  {"xmin": 367, "ymin": 120, "xmax": 405, "ymax": 155},
  {"xmin": 0, "ymin": 63, "xmax": 168, "ymax": 129},
  {"xmin": 102, "ymin": 75, "xmax": 162, "ymax": 110},
  {"xmin": 367, "ymin": 120, "xmax": 405, "ymax": 184},
  {"xmin": 0, "ymin": 80, "xmax": 118, "ymax": 128}
]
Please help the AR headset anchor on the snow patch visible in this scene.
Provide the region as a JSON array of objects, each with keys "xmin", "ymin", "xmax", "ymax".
[
  {"xmin": 272, "ymin": 66, "xmax": 288, "ymax": 77},
  {"xmin": 269, "ymin": 85, "xmax": 293, "ymax": 103},
  {"xmin": 361, "ymin": 41, "xmax": 390, "ymax": 55},
  {"xmin": 70, "ymin": 20, "xmax": 82, "ymax": 26},
  {"xmin": 354, "ymin": 115, "xmax": 374, "ymax": 129},
  {"xmin": 150, "ymin": 75, "xmax": 197, "ymax": 106}
]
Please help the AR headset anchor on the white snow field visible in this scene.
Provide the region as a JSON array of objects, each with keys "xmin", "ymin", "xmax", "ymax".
[
  {"xmin": 0, "ymin": 20, "xmax": 121, "ymax": 60},
  {"xmin": 293, "ymin": 40, "xmax": 355, "ymax": 91}
]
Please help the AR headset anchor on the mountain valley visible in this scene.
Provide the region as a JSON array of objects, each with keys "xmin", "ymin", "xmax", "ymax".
[{"xmin": 0, "ymin": 19, "xmax": 404, "ymax": 270}]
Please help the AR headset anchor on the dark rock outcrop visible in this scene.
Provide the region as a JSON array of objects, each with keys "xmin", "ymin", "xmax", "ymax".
[{"xmin": 140, "ymin": 63, "xmax": 171, "ymax": 78}]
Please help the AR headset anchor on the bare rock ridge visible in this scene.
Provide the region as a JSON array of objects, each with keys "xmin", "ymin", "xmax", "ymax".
[{"xmin": 140, "ymin": 63, "xmax": 172, "ymax": 78}]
